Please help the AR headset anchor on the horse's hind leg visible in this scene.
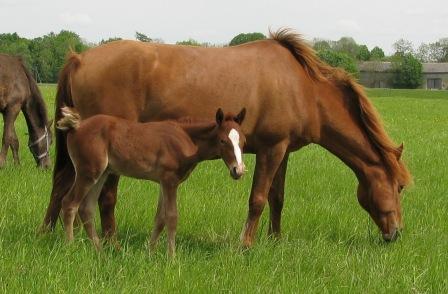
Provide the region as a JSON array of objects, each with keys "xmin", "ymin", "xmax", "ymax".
[
  {"xmin": 79, "ymin": 173, "xmax": 109, "ymax": 250},
  {"xmin": 0, "ymin": 106, "xmax": 20, "ymax": 167},
  {"xmin": 149, "ymin": 188, "xmax": 166, "ymax": 253},
  {"xmin": 61, "ymin": 175, "xmax": 97, "ymax": 242},
  {"xmin": 98, "ymin": 174, "xmax": 119, "ymax": 240},
  {"xmin": 268, "ymin": 152, "xmax": 289, "ymax": 238}
]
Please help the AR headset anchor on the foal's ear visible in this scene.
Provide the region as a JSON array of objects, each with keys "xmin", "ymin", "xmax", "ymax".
[
  {"xmin": 216, "ymin": 108, "xmax": 224, "ymax": 126},
  {"xmin": 396, "ymin": 143, "xmax": 404, "ymax": 160},
  {"xmin": 234, "ymin": 108, "xmax": 246, "ymax": 125}
]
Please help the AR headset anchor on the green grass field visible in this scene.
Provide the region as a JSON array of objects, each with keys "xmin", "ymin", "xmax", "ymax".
[{"xmin": 0, "ymin": 86, "xmax": 447, "ymax": 292}]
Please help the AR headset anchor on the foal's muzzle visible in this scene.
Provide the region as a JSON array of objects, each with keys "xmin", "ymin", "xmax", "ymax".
[{"xmin": 230, "ymin": 164, "xmax": 245, "ymax": 180}]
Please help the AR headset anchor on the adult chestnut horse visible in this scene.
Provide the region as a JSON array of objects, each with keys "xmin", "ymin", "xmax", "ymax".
[
  {"xmin": 41, "ymin": 29, "xmax": 411, "ymax": 244},
  {"xmin": 0, "ymin": 54, "xmax": 52, "ymax": 168}
]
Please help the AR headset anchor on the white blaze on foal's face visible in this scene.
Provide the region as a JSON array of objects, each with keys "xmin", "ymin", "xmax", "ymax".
[{"xmin": 228, "ymin": 128, "xmax": 243, "ymax": 167}]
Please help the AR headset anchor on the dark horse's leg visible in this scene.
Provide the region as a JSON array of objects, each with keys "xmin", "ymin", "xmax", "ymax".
[
  {"xmin": 0, "ymin": 105, "xmax": 21, "ymax": 167},
  {"xmin": 241, "ymin": 142, "xmax": 288, "ymax": 247},
  {"xmin": 267, "ymin": 152, "xmax": 289, "ymax": 238},
  {"xmin": 98, "ymin": 174, "xmax": 119, "ymax": 239}
]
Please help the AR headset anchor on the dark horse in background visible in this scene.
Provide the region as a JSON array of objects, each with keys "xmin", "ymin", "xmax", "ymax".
[
  {"xmin": 0, "ymin": 54, "xmax": 52, "ymax": 168},
  {"xmin": 41, "ymin": 29, "xmax": 411, "ymax": 245}
]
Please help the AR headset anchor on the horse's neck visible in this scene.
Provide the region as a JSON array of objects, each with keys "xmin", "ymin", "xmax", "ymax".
[
  {"xmin": 315, "ymin": 92, "xmax": 384, "ymax": 182},
  {"xmin": 22, "ymin": 95, "xmax": 48, "ymax": 141}
]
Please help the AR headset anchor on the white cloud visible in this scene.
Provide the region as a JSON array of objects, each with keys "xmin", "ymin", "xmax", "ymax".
[
  {"xmin": 336, "ymin": 19, "xmax": 361, "ymax": 33},
  {"xmin": 59, "ymin": 12, "xmax": 92, "ymax": 25}
]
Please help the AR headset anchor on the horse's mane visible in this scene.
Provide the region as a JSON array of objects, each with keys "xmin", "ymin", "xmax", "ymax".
[
  {"xmin": 18, "ymin": 57, "xmax": 50, "ymax": 126},
  {"xmin": 270, "ymin": 28, "xmax": 412, "ymax": 186}
]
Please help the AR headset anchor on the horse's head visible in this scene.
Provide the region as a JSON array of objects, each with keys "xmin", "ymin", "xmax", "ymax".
[
  {"xmin": 357, "ymin": 145, "xmax": 408, "ymax": 242},
  {"xmin": 28, "ymin": 119, "xmax": 53, "ymax": 169},
  {"xmin": 215, "ymin": 108, "xmax": 247, "ymax": 180}
]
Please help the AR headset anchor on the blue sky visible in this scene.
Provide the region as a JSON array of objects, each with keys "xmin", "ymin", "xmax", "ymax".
[{"xmin": 1, "ymin": 0, "xmax": 447, "ymax": 53}]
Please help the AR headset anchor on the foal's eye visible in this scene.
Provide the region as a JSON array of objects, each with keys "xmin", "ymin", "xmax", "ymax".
[{"xmin": 220, "ymin": 139, "xmax": 226, "ymax": 145}]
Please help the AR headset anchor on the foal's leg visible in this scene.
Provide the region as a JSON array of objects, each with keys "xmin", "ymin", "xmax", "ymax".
[
  {"xmin": 241, "ymin": 142, "xmax": 288, "ymax": 247},
  {"xmin": 78, "ymin": 174, "xmax": 109, "ymax": 250},
  {"xmin": 149, "ymin": 188, "xmax": 166, "ymax": 253},
  {"xmin": 162, "ymin": 183, "xmax": 179, "ymax": 258},
  {"xmin": 0, "ymin": 106, "xmax": 20, "ymax": 167},
  {"xmin": 61, "ymin": 175, "xmax": 96, "ymax": 242},
  {"xmin": 267, "ymin": 152, "xmax": 289, "ymax": 238}
]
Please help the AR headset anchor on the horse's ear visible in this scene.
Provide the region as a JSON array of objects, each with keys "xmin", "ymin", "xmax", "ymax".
[
  {"xmin": 216, "ymin": 108, "xmax": 224, "ymax": 126},
  {"xmin": 396, "ymin": 143, "xmax": 404, "ymax": 160},
  {"xmin": 234, "ymin": 107, "xmax": 246, "ymax": 125}
]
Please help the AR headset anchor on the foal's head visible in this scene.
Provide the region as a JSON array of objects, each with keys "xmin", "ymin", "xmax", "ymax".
[{"xmin": 215, "ymin": 108, "xmax": 247, "ymax": 180}]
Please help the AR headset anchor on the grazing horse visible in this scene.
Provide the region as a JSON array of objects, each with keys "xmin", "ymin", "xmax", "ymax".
[
  {"xmin": 57, "ymin": 107, "xmax": 246, "ymax": 256},
  {"xmin": 0, "ymin": 54, "xmax": 52, "ymax": 168},
  {"xmin": 42, "ymin": 28, "xmax": 411, "ymax": 244}
]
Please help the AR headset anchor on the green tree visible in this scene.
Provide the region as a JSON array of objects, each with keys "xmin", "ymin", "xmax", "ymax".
[
  {"xmin": 391, "ymin": 53, "xmax": 422, "ymax": 89},
  {"xmin": 370, "ymin": 46, "xmax": 385, "ymax": 60},
  {"xmin": 135, "ymin": 32, "xmax": 152, "ymax": 42},
  {"xmin": 356, "ymin": 45, "xmax": 371, "ymax": 61},
  {"xmin": 312, "ymin": 39, "xmax": 331, "ymax": 51},
  {"xmin": 393, "ymin": 39, "xmax": 414, "ymax": 55},
  {"xmin": 229, "ymin": 32, "xmax": 266, "ymax": 46},
  {"xmin": 317, "ymin": 49, "xmax": 359, "ymax": 77},
  {"xmin": 176, "ymin": 38, "xmax": 201, "ymax": 46},
  {"xmin": 0, "ymin": 33, "xmax": 32, "ymax": 66},
  {"xmin": 30, "ymin": 31, "xmax": 89, "ymax": 82},
  {"xmin": 100, "ymin": 37, "xmax": 123, "ymax": 45},
  {"xmin": 333, "ymin": 37, "xmax": 359, "ymax": 57}
]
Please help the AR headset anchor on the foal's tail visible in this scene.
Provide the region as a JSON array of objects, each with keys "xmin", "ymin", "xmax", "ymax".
[{"xmin": 57, "ymin": 107, "xmax": 81, "ymax": 131}]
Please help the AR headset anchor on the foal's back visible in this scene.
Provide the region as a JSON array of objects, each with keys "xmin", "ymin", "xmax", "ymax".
[{"xmin": 67, "ymin": 114, "xmax": 198, "ymax": 180}]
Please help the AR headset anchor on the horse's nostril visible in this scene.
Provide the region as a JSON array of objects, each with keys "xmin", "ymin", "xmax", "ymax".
[{"xmin": 232, "ymin": 167, "xmax": 237, "ymax": 174}]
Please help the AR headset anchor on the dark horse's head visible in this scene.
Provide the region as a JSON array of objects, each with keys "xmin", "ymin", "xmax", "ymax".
[
  {"xmin": 28, "ymin": 119, "xmax": 53, "ymax": 169},
  {"xmin": 215, "ymin": 108, "xmax": 247, "ymax": 180}
]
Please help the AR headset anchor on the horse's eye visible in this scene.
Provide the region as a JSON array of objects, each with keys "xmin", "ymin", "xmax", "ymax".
[{"xmin": 220, "ymin": 139, "xmax": 226, "ymax": 145}]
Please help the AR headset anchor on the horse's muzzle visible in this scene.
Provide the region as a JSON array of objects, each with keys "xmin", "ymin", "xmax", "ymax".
[{"xmin": 382, "ymin": 227, "xmax": 400, "ymax": 242}]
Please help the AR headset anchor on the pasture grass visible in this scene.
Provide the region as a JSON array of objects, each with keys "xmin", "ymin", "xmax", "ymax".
[{"xmin": 0, "ymin": 86, "xmax": 447, "ymax": 292}]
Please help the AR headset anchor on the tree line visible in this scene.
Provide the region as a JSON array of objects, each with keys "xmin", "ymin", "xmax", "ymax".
[{"xmin": 1, "ymin": 30, "xmax": 446, "ymax": 88}]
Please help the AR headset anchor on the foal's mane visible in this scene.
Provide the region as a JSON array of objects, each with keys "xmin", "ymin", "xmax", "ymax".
[
  {"xmin": 173, "ymin": 116, "xmax": 217, "ymax": 139},
  {"xmin": 270, "ymin": 28, "xmax": 412, "ymax": 186}
]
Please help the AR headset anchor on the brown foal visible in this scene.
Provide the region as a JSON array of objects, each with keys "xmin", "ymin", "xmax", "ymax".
[{"xmin": 57, "ymin": 107, "xmax": 246, "ymax": 256}]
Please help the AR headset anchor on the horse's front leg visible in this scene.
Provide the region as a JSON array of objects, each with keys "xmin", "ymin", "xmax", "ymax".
[
  {"xmin": 0, "ymin": 106, "xmax": 20, "ymax": 167},
  {"xmin": 149, "ymin": 188, "xmax": 166, "ymax": 253},
  {"xmin": 161, "ymin": 182, "xmax": 179, "ymax": 258},
  {"xmin": 241, "ymin": 142, "xmax": 288, "ymax": 247},
  {"xmin": 267, "ymin": 152, "xmax": 289, "ymax": 238}
]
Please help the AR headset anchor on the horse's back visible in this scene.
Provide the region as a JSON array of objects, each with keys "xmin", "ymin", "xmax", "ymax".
[{"xmin": 68, "ymin": 39, "xmax": 316, "ymax": 150}]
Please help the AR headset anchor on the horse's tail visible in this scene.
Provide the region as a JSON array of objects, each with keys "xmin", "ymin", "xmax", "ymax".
[
  {"xmin": 41, "ymin": 52, "xmax": 81, "ymax": 232},
  {"xmin": 53, "ymin": 53, "xmax": 80, "ymax": 172},
  {"xmin": 19, "ymin": 58, "xmax": 50, "ymax": 126},
  {"xmin": 270, "ymin": 28, "xmax": 412, "ymax": 187},
  {"xmin": 57, "ymin": 106, "xmax": 81, "ymax": 131}
]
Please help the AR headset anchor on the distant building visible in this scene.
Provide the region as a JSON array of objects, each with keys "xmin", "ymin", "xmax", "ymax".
[{"xmin": 358, "ymin": 61, "xmax": 448, "ymax": 89}]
